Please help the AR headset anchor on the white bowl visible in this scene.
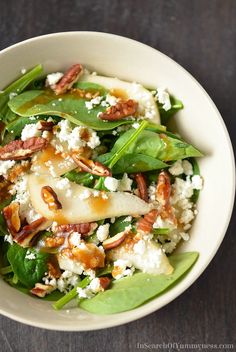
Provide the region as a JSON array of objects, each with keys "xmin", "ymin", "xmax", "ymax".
[{"xmin": 0, "ymin": 32, "xmax": 235, "ymax": 331}]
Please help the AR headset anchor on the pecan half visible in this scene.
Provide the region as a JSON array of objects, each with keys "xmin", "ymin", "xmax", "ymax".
[
  {"xmin": 14, "ymin": 217, "xmax": 47, "ymax": 247},
  {"xmin": 37, "ymin": 120, "xmax": 54, "ymax": 131},
  {"xmin": 53, "ymin": 64, "xmax": 83, "ymax": 95},
  {"xmin": 99, "ymin": 99, "xmax": 138, "ymax": 121},
  {"xmin": 0, "ymin": 137, "xmax": 48, "ymax": 160},
  {"xmin": 3, "ymin": 202, "xmax": 21, "ymax": 234},
  {"xmin": 31, "ymin": 283, "xmax": 55, "ymax": 298},
  {"xmin": 44, "ymin": 236, "xmax": 65, "ymax": 248},
  {"xmin": 156, "ymin": 171, "xmax": 171, "ymax": 206},
  {"xmin": 133, "ymin": 173, "xmax": 148, "ymax": 202},
  {"xmin": 99, "ymin": 277, "xmax": 111, "ymax": 290},
  {"xmin": 72, "ymin": 155, "xmax": 111, "ymax": 177},
  {"xmin": 41, "ymin": 186, "xmax": 62, "ymax": 211},
  {"xmin": 47, "ymin": 257, "xmax": 61, "ymax": 278},
  {"xmin": 6, "ymin": 161, "xmax": 30, "ymax": 183},
  {"xmin": 55, "ymin": 222, "xmax": 97, "ymax": 236},
  {"xmin": 137, "ymin": 209, "xmax": 159, "ymax": 233}
]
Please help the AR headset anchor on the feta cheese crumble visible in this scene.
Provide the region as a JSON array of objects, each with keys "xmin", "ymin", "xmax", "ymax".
[
  {"xmin": 46, "ymin": 72, "xmax": 63, "ymax": 86},
  {"xmin": 0, "ymin": 160, "xmax": 16, "ymax": 177},
  {"xmin": 21, "ymin": 123, "xmax": 41, "ymax": 141},
  {"xmin": 96, "ymin": 224, "xmax": 110, "ymax": 242},
  {"xmin": 25, "ymin": 251, "xmax": 36, "ymax": 260},
  {"xmin": 156, "ymin": 88, "xmax": 171, "ymax": 111}
]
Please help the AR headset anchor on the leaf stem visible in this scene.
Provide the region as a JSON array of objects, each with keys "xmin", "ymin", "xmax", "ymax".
[
  {"xmin": 0, "ymin": 265, "xmax": 13, "ymax": 275},
  {"xmin": 52, "ymin": 276, "xmax": 91, "ymax": 310}
]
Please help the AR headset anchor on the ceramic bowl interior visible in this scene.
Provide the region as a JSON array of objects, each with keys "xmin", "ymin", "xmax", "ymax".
[{"xmin": 0, "ymin": 32, "xmax": 234, "ymax": 331}]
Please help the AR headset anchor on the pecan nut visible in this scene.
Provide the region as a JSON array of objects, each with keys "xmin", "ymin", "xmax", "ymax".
[
  {"xmin": 137, "ymin": 209, "xmax": 159, "ymax": 233},
  {"xmin": 6, "ymin": 161, "xmax": 30, "ymax": 183},
  {"xmin": 41, "ymin": 186, "xmax": 62, "ymax": 211},
  {"xmin": 156, "ymin": 171, "xmax": 171, "ymax": 206},
  {"xmin": 47, "ymin": 258, "xmax": 61, "ymax": 278},
  {"xmin": 99, "ymin": 277, "xmax": 111, "ymax": 290},
  {"xmin": 55, "ymin": 222, "xmax": 97, "ymax": 236},
  {"xmin": 37, "ymin": 120, "xmax": 54, "ymax": 131},
  {"xmin": 44, "ymin": 236, "xmax": 65, "ymax": 248},
  {"xmin": 3, "ymin": 202, "xmax": 21, "ymax": 234},
  {"xmin": 53, "ymin": 64, "xmax": 83, "ymax": 95},
  {"xmin": 72, "ymin": 155, "xmax": 111, "ymax": 177},
  {"xmin": 31, "ymin": 283, "xmax": 55, "ymax": 298},
  {"xmin": 99, "ymin": 99, "xmax": 138, "ymax": 121},
  {"xmin": 0, "ymin": 137, "xmax": 48, "ymax": 160},
  {"xmin": 132, "ymin": 173, "xmax": 148, "ymax": 202},
  {"xmin": 14, "ymin": 217, "xmax": 47, "ymax": 247}
]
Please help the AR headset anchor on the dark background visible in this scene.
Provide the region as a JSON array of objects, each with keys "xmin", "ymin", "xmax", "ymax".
[{"xmin": 0, "ymin": 1, "xmax": 235, "ymax": 351}]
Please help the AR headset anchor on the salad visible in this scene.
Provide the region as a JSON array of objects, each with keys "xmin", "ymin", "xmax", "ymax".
[{"xmin": 0, "ymin": 64, "xmax": 203, "ymax": 314}]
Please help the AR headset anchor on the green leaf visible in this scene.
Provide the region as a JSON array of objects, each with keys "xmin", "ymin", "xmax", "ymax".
[
  {"xmin": 74, "ymin": 81, "xmax": 108, "ymax": 96},
  {"xmin": 0, "ymin": 65, "xmax": 43, "ymax": 123},
  {"xmin": 7, "ymin": 244, "xmax": 49, "ymax": 288},
  {"xmin": 158, "ymin": 95, "xmax": 184, "ymax": 125},
  {"xmin": 41, "ymin": 290, "xmax": 64, "ymax": 301},
  {"xmin": 98, "ymin": 153, "xmax": 168, "ymax": 174},
  {"xmin": 63, "ymin": 170, "xmax": 94, "ymax": 187},
  {"xmin": 190, "ymin": 158, "xmax": 201, "ymax": 203},
  {"xmin": 8, "ymin": 90, "xmax": 134, "ymax": 131},
  {"xmin": 109, "ymin": 216, "xmax": 132, "ymax": 237},
  {"xmin": 109, "ymin": 129, "xmax": 202, "ymax": 162},
  {"xmin": 80, "ymin": 252, "xmax": 199, "ymax": 314}
]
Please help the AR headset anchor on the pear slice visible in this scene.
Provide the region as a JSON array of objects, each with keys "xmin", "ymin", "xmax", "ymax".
[
  {"xmin": 80, "ymin": 74, "xmax": 160, "ymax": 124},
  {"xmin": 27, "ymin": 174, "xmax": 152, "ymax": 224},
  {"xmin": 109, "ymin": 239, "xmax": 173, "ymax": 275}
]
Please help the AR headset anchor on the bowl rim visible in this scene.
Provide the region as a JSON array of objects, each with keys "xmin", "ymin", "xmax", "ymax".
[{"xmin": 0, "ymin": 31, "xmax": 235, "ymax": 331}]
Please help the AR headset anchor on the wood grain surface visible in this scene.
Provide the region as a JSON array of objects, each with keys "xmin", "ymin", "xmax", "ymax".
[{"xmin": 0, "ymin": 1, "xmax": 235, "ymax": 351}]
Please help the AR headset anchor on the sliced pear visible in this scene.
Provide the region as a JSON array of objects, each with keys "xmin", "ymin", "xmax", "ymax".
[
  {"xmin": 109, "ymin": 239, "xmax": 173, "ymax": 275},
  {"xmin": 80, "ymin": 74, "xmax": 160, "ymax": 124},
  {"xmin": 27, "ymin": 174, "xmax": 152, "ymax": 224},
  {"xmin": 31, "ymin": 144, "xmax": 77, "ymax": 177}
]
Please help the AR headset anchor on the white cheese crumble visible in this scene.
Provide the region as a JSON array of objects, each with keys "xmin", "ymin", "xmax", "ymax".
[
  {"xmin": 96, "ymin": 224, "xmax": 110, "ymax": 242},
  {"xmin": 131, "ymin": 83, "xmax": 156, "ymax": 120},
  {"xmin": 25, "ymin": 251, "xmax": 36, "ymax": 260},
  {"xmin": 4, "ymin": 234, "xmax": 13, "ymax": 245},
  {"xmin": 182, "ymin": 160, "xmax": 193, "ymax": 175},
  {"xmin": 85, "ymin": 96, "xmax": 103, "ymax": 110},
  {"xmin": 69, "ymin": 232, "xmax": 81, "ymax": 247},
  {"xmin": 191, "ymin": 175, "xmax": 203, "ymax": 190},
  {"xmin": 55, "ymin": 177, "xmax": 72, "ymax": 197},
  {"xmin": 46, "ymin": 72, "xmax": 63, "ymax": 86},
  {"xmin": 112, "ymin": 259, "xmax": 135, "ymax": 280},
  {"xmin": 77, "ymin": 278, "xmax": 104, "ymax": 299},
  {"xmin": 156, "ymin": 88, "xmax": 171, "ymax": 111},
  {"xmin": 169, "ymin": 160, "xmax": 184, "ymax": 176},
  {"xmin": 79, "ymin": 189, "xmax": 92, "ymax": 200},
  {"xmin": 10, "ymin": 176, "xmax": 41, "ymax": 223},
  {"xmin": 0, "ymin": 160, "xmax": 16, "ymax": 177},
  {"xmin": 55, "ymin": 120, "xmax": 100, "ymax": 151},
  {"xmin": 104, "ymin": 176, "xmax": 119, "ymax": 192},
  {"xmin": 117, "ymin": 173, "xmax": 133, "ymax": 192},
  {"xmin": 21, "ymin": 123, "xmax": 41, "ymax": 141},
  {"xmin": 21, "ymin": 68, "xmax": 26, "ymax": 74}
]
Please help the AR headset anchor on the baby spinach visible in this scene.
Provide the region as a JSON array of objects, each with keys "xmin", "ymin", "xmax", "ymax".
[
  {"xmin": 107, "ymin": 129, "xmax": 202, "ymax": 162},
  {"xmin": 7, "ymin": 244, "xmax": 49, "ymax": 288},
  {"xmin": 190, "ymin": 158, "xmax": 201, "ymax": 203},
  {"xmin": 109, "ymin": 216, "xmax": 132, "ymax": 237},
  {"xmin": 98, "ymin": 153, "xmax": 168, "ymax": 174},
  {"xmin": 8, "ymin": 90, "xmax": 134, "ymax": 131},
  {"xmin": 157, "ymin": 95, "xmax": 183, "ymax": 125},
  {"xmin": 63, "ymin": 170, "xmax": 94, "ymax": 187},
  {"xmin": 0, "ymin": 65, "xmax": 43, "ymax": 123},
  {"xmin": 73, "ymin": 81, "xmax": 108, "ymax": 96},
  {"xmin": 80, "ymin": 252, "xmax": 198, "ymax": 314}
]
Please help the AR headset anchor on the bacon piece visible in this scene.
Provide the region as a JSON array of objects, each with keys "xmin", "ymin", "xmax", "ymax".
[
  {"xmin": 133, "ymin": 173, "xmax": 148, "ymax": 202},
  {"xmin": 0, "ymin": 137, "xmax": 48, "ymax": 160},
  {"xmin": 31, "ymin": 283, "xmax": 55, "ymax": 298},
  {"xmin": 99, "ymin": 99, "xmax": 138, "ymax": 121},
  {"xmin": 55, "ymin": 222, "xmax": 97, "ymax": 236},
  {"xmin": 41, "ymin": 186, "xmax": 62, "ymax": 211},
  {"xmin": 72, "ymin": 155, "xmax": 111, "ymax": 177},
  {"xmin": 137, "ymin": 209, "xmax": 159, "ymax": 234},
  {"xmin": 53, "ymin": 64, "xmax": 83, "ymax": 95}
]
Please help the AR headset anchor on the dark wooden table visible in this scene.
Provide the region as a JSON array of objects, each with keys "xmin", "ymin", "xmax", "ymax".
[{"xmin": 0, "ymin": 1, "xmax": 235, "ymax": 351}]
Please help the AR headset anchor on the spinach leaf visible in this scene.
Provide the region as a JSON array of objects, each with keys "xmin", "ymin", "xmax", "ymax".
[
  {"xmin": 109, "ymin": 129, "xmax": 202, "ymax": 162},
  {"xmin": 7, "ymin": 244, "xmax": 49, "ymax": 288},
  {"xmin": 109, "ymin": 216, "xmax": 132, "ymax": 237},
  {"xmin": 190, "ymin": 158, "xmax": 201, "ymax": 203},
  {"xmin": 8, "ymin": 90, "xmax": 134, "ymax": 131},
  {"xmin": 73, "ymin": 82, "xmax": 108, "ymax": 96},
  {"xmin": 98, "ymin": 153, "xmax": 168, "ymax": 174},
  {"xmin": 80, "ymin": 252, "xmax": 198, "ymax": 314},
  {"xmin": 0, "ymin": 65, "xmax": 43, "ymax": 123},
  {"xmin": 41, "ymin": 290, "xmax": 64, "ymax": 301},
  {"xmin": 158, "ymin": 95, "xmax": 183, "ymax": 125},
  {"xmin": 63, "ymin": 170, "xmax": 94, "ymax": 187}
]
